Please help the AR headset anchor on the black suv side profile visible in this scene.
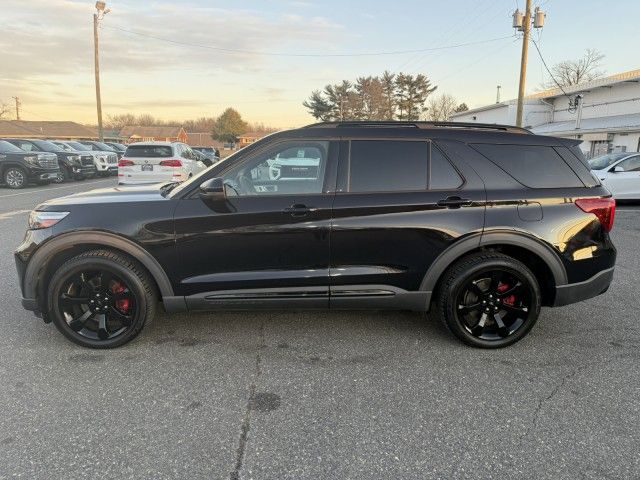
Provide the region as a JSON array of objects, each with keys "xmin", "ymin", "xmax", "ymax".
[
  {"xmin": 0, "ymin": 140, "xmax": 60, "ymax": 188},
  {"xmin": 14, "ymin": 122, "xmax": 616, "ymax": 349}
]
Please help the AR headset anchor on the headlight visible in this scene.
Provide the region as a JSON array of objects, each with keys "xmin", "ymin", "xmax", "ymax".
[
  {"xmin": 28, "ymin": 211, "xmax": 69, "ymax": 230},
  {"xmin": 68, "ymin": 155, "xmax": 81, "ymax": 163},
  {"xmin": 99, "ymin": 155, "xmax": 107, "ymax": 163},
  {"xmin": 24, "ymin": 155, "xmax": 39, "ymax": 165}
]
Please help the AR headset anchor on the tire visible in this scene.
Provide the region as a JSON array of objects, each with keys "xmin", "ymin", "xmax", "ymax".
[
  {"xmin": 4, "ymin": 166, "xmax": 27, "ymax": 189},
  {"xmin": 436, "ymin": 252, "xmax": 541, "ymax": 348},
  {"xmin": 46, "ymin": 249, "xmax": 158, "ymax": 348}
]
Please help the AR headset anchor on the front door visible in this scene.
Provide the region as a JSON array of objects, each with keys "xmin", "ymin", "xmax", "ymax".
[
  {"xmin": 606, "ymin": 155, "xmax": 640, "ymax": 198},
  {"xmin": 329, "ymin": 138, "xmax": 486, "ymax": 309},
  {"xmin": 173, "ymin": 139, "xmax": 338, "ymax": 309}
]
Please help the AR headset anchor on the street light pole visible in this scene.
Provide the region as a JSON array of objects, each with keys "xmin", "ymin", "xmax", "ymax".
[
  {"xmin": 515, "ymin": 0, "xmax": 532, "ymax": 127},
  {"xmin": 93, "ymin": 2, "xmax": 109, "ymax": 142}
]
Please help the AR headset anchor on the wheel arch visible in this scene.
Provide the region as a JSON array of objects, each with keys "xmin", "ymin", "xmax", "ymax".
[
  {"xmin": 421, "ymin": 230, "xmax": 567, "ymax": 306},
  {"xmin": 24, "ymin": 231, "xmax": 174, "ymax": 307}
]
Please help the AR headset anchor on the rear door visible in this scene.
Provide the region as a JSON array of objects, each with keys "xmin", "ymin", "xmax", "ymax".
[{"xmin": 330, "ymin": 138, "xmax": 485, "ymax": 306}]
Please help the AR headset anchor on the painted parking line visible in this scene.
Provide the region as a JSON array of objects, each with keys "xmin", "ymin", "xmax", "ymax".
[
  {"xmin": 0, "ymin": 179, "xmax": 114, "ymax": 199},
  {"xmin": 0, "ymin": 209, "xmax": 31, "ymax": 220}
]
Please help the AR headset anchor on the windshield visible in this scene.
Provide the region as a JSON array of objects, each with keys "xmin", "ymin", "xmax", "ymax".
[
  {"xmin": 67, "ymin": 141, "xmax": 90, "ymax": 151},
  {"xmin": 33, "ymin": 140, "xmax": 63, "ymax": 152},
  {"xmin": 588, "ymin": 153, "xmax": 629, "ymax": 170},
  {"xmin": 0, "ymin": 140, "xmax": 24, "ymax": 153},
  {"xmin": 83, "ymin": 141, "xmax": 114, "ymax": 151},
  {"xmin": 124, "ymin": 145, "xmax": 173, "ymax": 157}
]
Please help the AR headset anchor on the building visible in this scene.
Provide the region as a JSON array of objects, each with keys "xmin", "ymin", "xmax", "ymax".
[
  {"xmin": 0, "ymin": 120, "xmax": 100, "ymax": 140},
  {"xmin": 186, "ymin": 132, "xmax": 224, "ymax": 151},
  {"xmin": 119, "ymin": 126, "xmax": 188, "ymax": 144},
  {"xmin": 237, "ymin": 131, "xmax": 270, "ymax": 148},
  {"xmin": 451, "ymin": 69, "xmax": 640, "ymax": 157}
]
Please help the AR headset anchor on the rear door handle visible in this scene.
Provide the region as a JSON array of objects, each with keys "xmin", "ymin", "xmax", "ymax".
[
  {"xmin": 283, "ymin": 204, "xmax": 314, "ymax": 216},
  {"xmin": 437, "ymin": 196, "xmax": 472, "ymax": 208}
]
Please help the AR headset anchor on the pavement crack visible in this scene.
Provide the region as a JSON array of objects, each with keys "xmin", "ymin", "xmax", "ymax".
[
  {"xmin": 230, "ymin": 321, "xmax": 265, "ymax": 480},
  {"xmin": 520, "ymin": 367, "xmax": 580, "ymax": 442}
]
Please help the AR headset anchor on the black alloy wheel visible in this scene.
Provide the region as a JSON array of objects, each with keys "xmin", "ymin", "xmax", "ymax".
[
  {"xmin": 438, "ymin": 253, "xmax": 541, "ymax": 348},
  {"xmin": 47, "ymin": 250, "xmax": 157, "ymax": 348}
]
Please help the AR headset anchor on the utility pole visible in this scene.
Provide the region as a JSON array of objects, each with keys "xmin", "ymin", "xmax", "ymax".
[
  {"xmin": 512, "ymin": 3, "xmax": 546, "ymax": 127},
  {"xmin": 515, "ymin": 0, "xmax": 532, "ymax": 127},
  {"xmin": 12, "ymin": 96, "xmax": 20, "ymax": 120},
  {"xmin": 496, "ymin": 86, "xmax": 501, "ymax": 104},
  {"xmin": 93, "ymin": 1, "xmax": 110, "ymax": 142}
]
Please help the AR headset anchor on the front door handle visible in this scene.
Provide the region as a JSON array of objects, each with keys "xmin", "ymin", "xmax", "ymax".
[
  {"xmin": 283, "ymin": 203, "xmax": 314, "ymax": 216},
  {"xmin": 437, "ymin": 196, "xmax": 472, "ymax": 209}
]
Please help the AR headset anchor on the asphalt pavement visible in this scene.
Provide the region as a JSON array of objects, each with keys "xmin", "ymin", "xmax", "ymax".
[{"xmin": 0, "ymin": 179, "xmax": 638, "ymax": 479}]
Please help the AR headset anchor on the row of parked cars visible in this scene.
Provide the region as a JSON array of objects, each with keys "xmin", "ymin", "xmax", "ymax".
[{"xmin": 0, "ymin": 138, "xmax": 220, "ymax": 189}]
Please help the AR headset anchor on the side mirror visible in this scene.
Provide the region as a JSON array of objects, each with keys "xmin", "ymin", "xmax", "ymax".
[
  {"xmin": 199, "ymin": 177, "xmax": 225, "ymax": 200},
  {"xmin": 201, "ymin": 157, "xmax": 213, "ymax": 167},
  {"xmin": 613, "ymin": 166, "xmax": 625, "ymax": 173}
]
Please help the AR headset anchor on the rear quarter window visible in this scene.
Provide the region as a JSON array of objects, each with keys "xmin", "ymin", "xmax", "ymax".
[
  {"xmin": 124, "ymin": 145, "xmax": 173, "ymax": 157},
  {"xmin": 471, "ymin": 143, "xmax": 584, "ymax": 188}
]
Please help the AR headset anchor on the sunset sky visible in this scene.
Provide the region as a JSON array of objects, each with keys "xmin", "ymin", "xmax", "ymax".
[{"xmin": 2, "ymin": 0, "xmax": 638, "ymax": 128}]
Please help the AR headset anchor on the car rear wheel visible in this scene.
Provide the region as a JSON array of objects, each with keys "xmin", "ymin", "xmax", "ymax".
[
  {"xmin": 437, "ymin": 252, "xmax": 541, "ymax": 348},
  {"xmin": 47, "ymin": 250, "xmax": 157, "ymax": 348},
  {"xmin": 4, "ymin": 167, "xmax": 27, "ymax": 189}
]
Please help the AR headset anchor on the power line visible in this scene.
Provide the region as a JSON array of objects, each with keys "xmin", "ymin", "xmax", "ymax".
[
  {"xmin": 531, "ymin": 38, "xmax": 569, "ymax": 97},
  {"xmin": 103, "ymin": 25, "xmax": 514, "ymax": 58}
]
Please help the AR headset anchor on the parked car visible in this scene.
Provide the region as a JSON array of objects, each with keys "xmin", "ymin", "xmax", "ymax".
[
  {"xmin": 0, "ymin": 140, "xmax": 60, "ymax": 189},
  {"xmin": 3, "ymin": 138, "xmax": 95, "ymax": 181},
  {"xmin": 15, "ymin": 121, "xmax": 616, "ymax": 349},
  {"xmin": 50, "ymin": 140, "xmax": 118, "ymax": 176},
  {"xmin": 192, "ymin": 146, "xmax": 220, "ymax": 162},
  {"xmin": 589, "ymin": 152, "xmax": 640, "ymax": 199},
  {"xmin": 105, "ymin": 142, "xmax": 127, "ymax": 155},
  {"xmin": 117, "ymin": 141, "xmax": 208, "ymax": 185},
  {"xmin": 192, "ymin": 148, "xmax": 215, "ymax": 167},
  {"xmin": 79, "ymin": 140, "xmax": 123, "ymax": 162}
]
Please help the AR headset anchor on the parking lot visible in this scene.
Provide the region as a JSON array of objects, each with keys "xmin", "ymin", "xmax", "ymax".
[{"xmin": 0, "ymin": 180, "xmax": 638, "ymax": 479}]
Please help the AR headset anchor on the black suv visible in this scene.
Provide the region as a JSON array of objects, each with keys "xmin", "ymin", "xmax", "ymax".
[
  {"xmin": 4, "ymin": 139, "xmax": 96, "ymax": 181},
  {"xmin": 14, "ymin": 122, "xmax": 616, "ymax": 349},
  {"xmin": 0, "ymin": 140, "xmax": 60, "ymax": 188}
]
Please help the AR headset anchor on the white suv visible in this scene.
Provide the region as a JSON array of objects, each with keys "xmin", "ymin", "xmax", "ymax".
[{"xmin": 118, "ymin": 142, "xmax": 209, "ymax": 185}]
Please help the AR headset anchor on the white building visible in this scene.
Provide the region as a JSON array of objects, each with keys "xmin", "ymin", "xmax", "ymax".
[{"xmin": 451, "ymin": 69, "xmax": 640, "ymax": 157}]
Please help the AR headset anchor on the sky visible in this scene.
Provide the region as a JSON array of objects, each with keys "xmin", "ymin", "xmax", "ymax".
[{"xmin": 1, "ymin": 0, "xmax": 639, "ymax": 128}]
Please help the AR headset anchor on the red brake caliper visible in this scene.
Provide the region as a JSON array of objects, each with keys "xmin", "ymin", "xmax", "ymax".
[
  {"xmin": 112, "ymin": 282, "xmax": 131, "ymax": 313},
  {"xmin": 497, "ymin": 283, "xmax": 516, "ymax": 306}
]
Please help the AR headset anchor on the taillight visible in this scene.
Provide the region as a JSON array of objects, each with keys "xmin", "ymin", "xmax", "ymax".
[
  {"xmin": 575, "ymin": 197, "xmax": 616, "ymax": 232},
  {"xmin": 118, "ymin": 159, "xmax": 134, "ymax": 167},
  {"xmin": 160, "ymin": 159, "xmax": 182, "ymax": 167}
]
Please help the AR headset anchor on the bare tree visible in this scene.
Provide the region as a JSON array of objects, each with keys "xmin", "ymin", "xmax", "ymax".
[
  {"xmin": 0, "ymin": 102, "xmax": 11, "ymax": 119},
  {"xmin": 425, "ymin": 94, "xmax": 459, "ymax": 121},
  {"xmin": 545, "ymin": 49, "xmax": 605, "ymax": 88}
]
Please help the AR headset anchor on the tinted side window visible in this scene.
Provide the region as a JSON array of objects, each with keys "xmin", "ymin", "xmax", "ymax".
[
  {"xmin": 349, "ymin": 140, "xmax": 428, "ymax": 192},
  {"xmin": 471, "ymin": 144, "xmax": 583, "ymax": 188},
  {"xmin": 617, "ymin": 155, "xmax": 640, "ymax": 172},
  {"xmin": 430, "ymin": 145, "xmax": 463, "ymax": 189}
]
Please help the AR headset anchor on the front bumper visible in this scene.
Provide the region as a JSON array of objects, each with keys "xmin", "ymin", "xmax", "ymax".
[
  {"xmin": 26, "ymin": 167, "xmax": 60, "ymax": 181},
  {"xmin": 553, "ymin": 267, "xmax": 614, "ymax": 306}
]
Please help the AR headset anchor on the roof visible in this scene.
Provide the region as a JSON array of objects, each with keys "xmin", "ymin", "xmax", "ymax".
[
  {"xmin": 452, "ymin": 68, "xmax": 640, "ymax": 117},
  {"xmin": 239, "ymin": 131, "xmax": 271, "ymax": 139},
  {"xmin": 119, "ymin": 125, "xmax": 185, "ymax": 138},
  {"xmin": 531, "ymin": 112, "xmax": 640, "ymax": 136},
  {"xmin": 0, "ymin": 120, "xmax": 98, "ymax": 139},
  {"xmin": 527, "ymin": 68, "xmax": 640, "ymax": 100},
  {"xmin": 305, "ymin": 121, "xmax": 531, "ymax": 134},
  {"xmin": 186, "ymin": 132, "xmax": 223, "ymax": 148}
]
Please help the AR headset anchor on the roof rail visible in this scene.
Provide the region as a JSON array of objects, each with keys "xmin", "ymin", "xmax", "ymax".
[{"xmin": 304, "ymin": 121, "xmax": 532, "ymax": 134}]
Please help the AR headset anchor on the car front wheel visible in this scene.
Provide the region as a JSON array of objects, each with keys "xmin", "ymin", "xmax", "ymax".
[
  {"xmin": 437, "ymin": 252, "xmax": 541, "ymax": 348},
  {"xmin": 47, "ymin": 250, "xmax": 157, "ymax": 348},
  {"xmin": 4, "ymin": 167, "xmax": 27, "ymax": 189}
]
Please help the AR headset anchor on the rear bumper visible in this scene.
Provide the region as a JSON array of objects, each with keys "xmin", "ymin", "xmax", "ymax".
[{"xmin": 553, "ymin": 267, "xmax": 614, "ymax": 307}]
